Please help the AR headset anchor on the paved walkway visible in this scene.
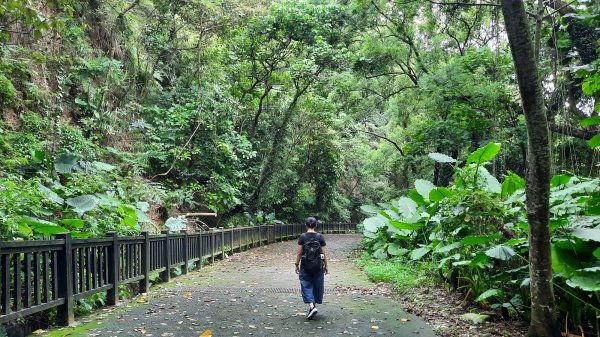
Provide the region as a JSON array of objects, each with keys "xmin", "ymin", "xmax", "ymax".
[{"xmin": 47, "ymin": 235, "xmax": 437, "ymax": 337}]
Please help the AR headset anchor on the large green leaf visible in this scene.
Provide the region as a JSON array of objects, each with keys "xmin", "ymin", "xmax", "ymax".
[
  {"xmin": 360, "ymin": 205, "xmax": 380, "ymax": 215},
  {"xmin": 37, "ymin": 183, "xmax": 64, "ymax": 205},
  {"xmin": 566, "ymin": 271, "xmax": 600, "ymax": 292},
  {"xmin": 551, "ymin": 243, "xmax": 581, "ymax": 276},
  {"xmin": 434, "ymin": 242, "xmax": 461, "ymax": 254},
  {"xmin": 66, "ymin": 195, "xmax": 99, "ymax": 215},
  {"xmin": 136, "ymin": 202, "xmax": 150, "ymax": 212},
  {"xmin": 551, "ymin": 179, "xmax": 599, "ymax": 198},
  {"xmin": 363, "ymin": 230, "xmax": 377, "ymax": 239},
  {"xmin": 410, "ymin": 247, "xmax": 431, "ymax": 260},
  {"xmin": 428, "ymin": 152, "xmax": 456, "ymax": 163},
  {"xmin": 470, "ymin": 252, "xmax": 491, "ymax": 268},
  {"xmin": 54, "ymin": 153, "xmax": 79, "ymax": 174},
  {"xmin": 386, "ymin": 225, "xmax": 411, "ymax": 237},
  {"xmin": 588, "ymin": 134, "xmax": 600, "ymax": 148},
  {"xmin": 92, "ymin": 161, "xmax": 117, "ymax": 172},
  {"xmin": 396, "ymin": 197, "xmax": 418, "ymax": 219},
  {"xmin": 408, "ymin": 190, "xmax": 426, "ymax": 206},
  {"xmin": 373, "ymin": 248, "xmax": 388, "ymax": 259},
  {"xmin": 136, "ymin": 209, "xmax": 151, "ymax": 224},
  {"xmin": 18, "ymin": 217, "xmax": 68, "ymax": 235},
  {"xmin": 478, "ymin": 167, "xmax": 501, "ymax": 194},
  {"xmin": 119, "ymin": 205, "xmax": 138, "ymax": 228},
  {"xmin": 475, "ymin": 289, "xmax": 503, "ymax": 302},
  {"xmin": 467, "ymin": 143, "xmax": 502, "ymax": 165},
  {"xmin": 415, "ymin": 179, "xmax": 436, "ymax": 200},
  {"xmin": 501, "ymin": 172, "xmax": 525, "ymax": 197},
  {"xmin": 363, "ymin": 216, "xmax": 388, "ymax": 233},
  {"xmin": 593, "ymin": 247, "xmax": 600, "ymax": 260},
  {"xmin": 550, "ymin": 174, "xmax": 572, "ymax": 187},
  {"xmin": 387, "ymin": 243, "xmax": 409, "ymax": 256},
  {"xmin": 165, "ymin": 216, "xmax": 187, "ymax": 232},
  {"xmin": 460, "ymin": 233, "xmax": 500, "ymax": 246},
  {"xmin": 580, "ymin": 116, "xmax": 600, "ymax": 127},
  {"xmin": 31, "ymin": 149, "xmax": 46, "ymax": 164},
  {"xmin": 380, "ymin": 209, "xmax": 400, "ymax": 220},
  {"xmin": 571, "ymin": 228, "xmax": 600, "ymax": 242},
  {"xmin": 485, "ymin": 245, "xmax": 516, "ymax": 261},
  {"xmin": 389, "ymin": 220, "xmax": 423, "ymax": 231},
  {"xmin": 437, "ymin": 253, "xmax": 461, "ymax": 268},
  {"xmin": 60, "ymin": 219, "xmax": 84, "ymax": 228},
  {"xmin": 429, "ymin": 187, "xmax": 452, "ymax": 202},
  {"xmin": 32, "ymin": 223, "xmax": 70, "ymax": 235}
]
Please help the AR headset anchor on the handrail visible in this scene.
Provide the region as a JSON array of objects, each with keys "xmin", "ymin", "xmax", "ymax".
[{"xmin": 0, "ymin": 223, "xmax": 357, "ymax": 326}]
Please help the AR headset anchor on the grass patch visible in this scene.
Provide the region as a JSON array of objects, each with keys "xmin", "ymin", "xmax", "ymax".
[{"xmin": 355, "ymin": 252, "xmax": 435, "ymax": 293}]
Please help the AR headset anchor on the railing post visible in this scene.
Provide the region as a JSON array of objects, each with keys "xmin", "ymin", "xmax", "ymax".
[
  {"xmin": 270, "ymin": 225, "xmax": 275, "ymax": 244},
  {"xmin": 211, "ymin": 229, "xmax": 216, "ymax": 264},
  {"xmin": 258, "ymin": 226, "xmax": 262, "ymax": 247},
  {"xmin": 220, "ymin": 227, "xmax": 225, "ymax": 258},
  {"xmin": 181, "ymin": 230, "xmax": 188, "ymax": 275},
  {"xmin": 230, "ymin": 228, "xmax": 234, "ymax": 254},
  {"xmin": 106, "ymin": 232, "xmax": 119, "ymax": 306},
  {"xmin": 198, "ymin": 230, "xmax": 203, "ymax": 270},
  {"xmin": 140, "ymin": 231, "xmax": 150, "ymax": 293},
  {"xmin": 161, "ymin": 230, "xmax": 171, "ymax": 282},
  {"xmin": 56, "ymin": 233, "xmax": 74, "ymax": 326}
]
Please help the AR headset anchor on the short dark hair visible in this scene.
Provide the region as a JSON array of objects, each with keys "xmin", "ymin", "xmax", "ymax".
[{"xmin": 305, "ymin": 217, "xmax": 317, "ymax": 228}]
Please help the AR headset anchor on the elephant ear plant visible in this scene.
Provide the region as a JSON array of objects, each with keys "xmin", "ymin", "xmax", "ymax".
[
  {"xmin": 360, "ymin": 143, "xmax": 600, "ymax": 333},
  {"xmin": 1, "ymin": 152, "xmax": 158, "ymax": 240}
]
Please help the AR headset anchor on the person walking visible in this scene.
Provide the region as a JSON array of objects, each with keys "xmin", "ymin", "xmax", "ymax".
[{"xmin": 295, "ymin": 217, "xmax": 328, "ymax": 320}]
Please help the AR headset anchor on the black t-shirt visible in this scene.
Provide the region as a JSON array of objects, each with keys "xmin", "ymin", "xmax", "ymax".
[{"xmin": 298, "ymin": 232, "xmax": 326, "ymax": 247}]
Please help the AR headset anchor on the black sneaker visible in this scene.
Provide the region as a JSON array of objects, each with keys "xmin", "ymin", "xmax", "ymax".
[{"xmin": 307, "ymin": 306, "xmax": 318, "ymax": 319}]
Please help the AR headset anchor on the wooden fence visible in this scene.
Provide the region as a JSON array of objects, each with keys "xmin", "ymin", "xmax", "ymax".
[{"xmin": 0, "ymin": 223, "xmax": 356, "ymax": 326}]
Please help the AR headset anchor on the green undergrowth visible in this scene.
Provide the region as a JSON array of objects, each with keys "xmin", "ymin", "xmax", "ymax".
[{"xmin": 355, "ymin": 252, "xmax": 435, "ymax": 294}]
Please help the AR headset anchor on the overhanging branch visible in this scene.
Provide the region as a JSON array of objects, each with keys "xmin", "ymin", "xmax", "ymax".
[
  {"xmin": 549, "ymin": 122, "xmax": 596, "ymax": 140},
  {"xmin": 351, "ymin": 129, "xmax": 405, "ymax": 156}
]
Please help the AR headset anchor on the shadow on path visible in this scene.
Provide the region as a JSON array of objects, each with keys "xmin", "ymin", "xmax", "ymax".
[{"xmin": 45, "ymin": 235, "xmax": 437, "ymax": 337}]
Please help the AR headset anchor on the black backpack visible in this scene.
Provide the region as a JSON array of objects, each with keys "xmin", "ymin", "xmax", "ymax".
[{"xmin": 301, "ymin": 234, "xmax": 323, "ymax": 274}]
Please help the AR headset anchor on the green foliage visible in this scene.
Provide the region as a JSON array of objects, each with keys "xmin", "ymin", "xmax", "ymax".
[
  {"xmin": 355, "ymin": 252, "xmax": 434, "ymax": 293},
  {"xmin": 0, "ymin": 0, "xmax": 72, "ymax": 42},
  {"xmin": 360, "ymin": 143, "xmax": 600, "ymax": 327},
  {"xmin": 0, "ymin": 72, "xmax": 15, "ymax": 107}
]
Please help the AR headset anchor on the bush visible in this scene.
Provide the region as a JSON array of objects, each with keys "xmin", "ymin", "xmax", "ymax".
[
  {"xmin": 0, "ymin": 73, "xmax": 16, "ymax": 107},
  {"xmin": 355, "ymin": 252, "xmax": 434, "ymax": 293}
]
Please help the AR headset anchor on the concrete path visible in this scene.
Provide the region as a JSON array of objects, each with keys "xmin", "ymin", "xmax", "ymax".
[{"xmin": 46, "ymin": 235, "xmax": 437, "ymax": 337}]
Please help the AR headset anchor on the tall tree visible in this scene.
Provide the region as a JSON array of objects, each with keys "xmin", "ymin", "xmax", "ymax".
[{"xmin": 500, "ymin": 0, "xmax": 560, "ymax": 336}]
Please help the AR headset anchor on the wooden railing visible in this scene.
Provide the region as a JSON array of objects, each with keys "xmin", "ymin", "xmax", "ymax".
[{"xmin": 0, "ymin": 223, "xmax": 357, "ymax": 325}]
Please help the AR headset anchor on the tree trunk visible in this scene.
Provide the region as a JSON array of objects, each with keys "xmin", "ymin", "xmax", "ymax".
[
  {"xmin": 249, "ymin": 83, "xmax": 310, "ymax": 208},
  {"xmin": 500, "ymin": 1, "xmax": 560, "ymax": 336}
]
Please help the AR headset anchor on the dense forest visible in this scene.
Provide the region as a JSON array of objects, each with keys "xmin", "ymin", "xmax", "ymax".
[{"xmin": 0, "ymin": 0, "xmax": 599, "ymax": 336}]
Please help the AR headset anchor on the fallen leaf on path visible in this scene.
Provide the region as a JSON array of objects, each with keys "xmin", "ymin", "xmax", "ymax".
[{"xmin": 199, "ymin": 329, "xmax": 212, "ymax": 337}]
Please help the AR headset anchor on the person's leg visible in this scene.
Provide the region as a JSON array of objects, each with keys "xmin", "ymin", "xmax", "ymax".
[
  {"xmin": 313, "ymin": 271, "xmax": 325, "ymax": 304},
  {"xmin": 299, "ymin": 269, "xmax": 316, "ymax": 305}
]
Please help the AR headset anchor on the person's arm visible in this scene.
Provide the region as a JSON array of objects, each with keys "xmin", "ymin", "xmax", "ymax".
[
  {"xmin": 321, "ymin": 245, "xmax": 329, "ymax": 274},
  {"xmin": 295, "ymin": 245, "xmax": 303, "ymax": 274}
]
